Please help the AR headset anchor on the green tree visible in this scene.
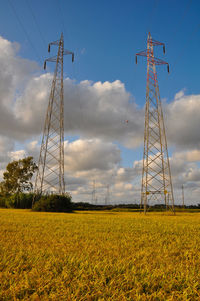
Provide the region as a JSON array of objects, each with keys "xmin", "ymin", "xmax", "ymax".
[{"xmin": 1, "ymin": 156, "xmax": 38, "ymax": 195}]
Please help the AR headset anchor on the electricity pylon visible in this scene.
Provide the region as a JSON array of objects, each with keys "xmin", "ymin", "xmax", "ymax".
[
  {"xmin": 92, "ymin": 180, "xmax": 97, "ymax": 205},
  {"xmin": 105, "ymin": 184, "xmax": 110, "ymax": 205},
  {"xmin": 135, "ymin": 32, "xmax": 175, "ymax": 214},
  {"xmin": 182, "ymin": 184, "xmax": 185, "ymax": 208},
  {"xmin": 34, "ymin": 33, "xmax": 74, "ymax": 198}
]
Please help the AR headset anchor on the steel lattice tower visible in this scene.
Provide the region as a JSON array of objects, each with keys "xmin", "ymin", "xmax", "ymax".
[
  {"xmin": 105, "ymin": 184, "xmax": 110, "ymax": 205},
  {"xmin": 34, "ymin": 33, "xmax": 74, "ymax": 197},
  {"xmin": 92, "ymin": 180, "xmax": 97, "ymax": 205},
  {"xmin": 136, "ymin": 33, "xmax": 175, "ymax": 214}
]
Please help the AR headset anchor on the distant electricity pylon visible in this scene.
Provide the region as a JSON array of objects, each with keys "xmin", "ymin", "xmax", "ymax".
[
  {"xmin": 135, "ymin": 32, "xmax": 175, "ymax": 214},
  {"xmin": 105, "ymin": 184, "xmax": 110, "ymax": 205},
  {"xmin": 182, "ymin": 184, "xmax": 185, "ymax": 208},
  {"xmin": 92, "ymin": 180, "xmax": 97, "ymax": 205},
  {"xmin": 34, "ymin": 33, "xmax": 74, "ymax": 197}
]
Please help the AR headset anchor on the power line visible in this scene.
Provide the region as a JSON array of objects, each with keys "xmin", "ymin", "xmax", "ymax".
[
  {"xmin": 182, "ymin": 184, "xmax": 185, "ymax": 208},
  {"xmin": 56, "ymin": 0, "xmax": 73, "ymax": 48},
  {"xmin": 169, "ymin": 0, "xmax": 197, "ymax": 69},
  {"xmin": 147, "ymin": 0, "xmax": 159, "ymax": 33},
  {"xmin": 172, "ymin": 0, "xmax": 193, "ymax": 41},
  {"xmin": 173, "ymin": 22, "xmax": 200, "ymax": 68},
  {"xmin": 26, "ymin": 0, "xmax": 47, "ymax": 50},
  {"xmin": 8, "ymin": 0, "xmax": 42, "ymax": 65},
  {"xmin": 57, "ymin": 0, "xmax": 67, "ymax": 34}
]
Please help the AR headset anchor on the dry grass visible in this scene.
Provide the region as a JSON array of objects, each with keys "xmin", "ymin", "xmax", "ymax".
[{"xmin": 0, "ymin": 209, "xmax": 200, "ymax": 300}]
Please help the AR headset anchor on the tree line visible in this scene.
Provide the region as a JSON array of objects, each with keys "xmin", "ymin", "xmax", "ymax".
[
  {"xmin": 0, "ymin": 156, "xmax": 72, "ymax": 212},
  {"xmin": 1, "ymin": 157, "xmax": 200, "ymax": 212}
]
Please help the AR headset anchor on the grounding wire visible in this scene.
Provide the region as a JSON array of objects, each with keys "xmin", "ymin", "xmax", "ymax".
[
  {"xmin": 26, "ymin": 0, "xmax": 47, "ymax": 51},
  {"xmin": 166, "ymin": 0, "xmax": 195, "ymax": 69},
  {"xmin": 54, "ymin": 0, "xmax": 65, "ymax": 36},
  {"xmin": 171, "ymin": 0, "xmax": 193, "ymax": 42},
  {"xmin": 155, "ymin": 0, "xmax": 195, "ymax": 105},
  {"xmin": 146, "ymin": 0, "xmax": 160, "ymax": 33},
  {"xmin": 56, "ymin": 0, "xmax": 78, "ymax": 136},
  {"xmin": 57, "ymin": 0, "xmax": 67, "ymax": 36},
  {"xmin": 173, "ymin": 21, "xmax": 200, "ymax": 68},
  {"xmin": 8, "ymin": 0, "xmax": 43, "ymax": 66}
]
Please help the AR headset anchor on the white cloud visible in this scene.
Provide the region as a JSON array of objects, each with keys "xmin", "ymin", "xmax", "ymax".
[
  {"xmin": 171, "ymin": 149, "xmax": 200, "ymax": 163},
  {"xmin": 65, "ymin": 138, "xmax": 121, "ymax": 171},
  {"xmin": 10, "ymin": 75, "xmax": 143, "ymax": 147},
  {"xmin": 0, "ymin": 136, "xmax": 15, "ymax": 166},
  {"xmin": 14, "ymin": 74, "xmax": 50, "ymax": 129},
  {"xmin": 0, "ymin": 36, "xmax": 39, "ymax": 140},
  {"xmin": 63, "ymin": 79, "xmax": 144, "ymax": 148},
  {"xmin": 1, "ymin": 35, "xmax": 200, "ymax": 205},
  {"xmin": 166, "ymin": 91, "xmax": 200, "ymax": 149},
  {"xmin": 9, "ymin": 150, "xmax": 26, "ymax": 161},
  {"xmin": 1, "ymin": 34, "xmax": 200, "ymax": 155}
]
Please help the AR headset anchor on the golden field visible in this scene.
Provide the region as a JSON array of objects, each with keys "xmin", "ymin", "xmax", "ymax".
[{"xmin": 0, "ymin": 209, "xmax": 200, "ymax": 300}]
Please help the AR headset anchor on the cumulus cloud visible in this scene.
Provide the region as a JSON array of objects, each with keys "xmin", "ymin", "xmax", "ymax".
[
  {"xmin": 13, "ymin": 76, "xmax": 144, "ymax": 147},
  {"xmin": 0, "ymin": 36, "xmax": 38, "ymax": 104},
  {"xmin": 0, "ymin": 36, "xmax": 39, "ymax": 140},
  {"xmin": 63, "ymin": 79, "xmax": 144, "ymax": 147},
  {"xmin": 1, "ymin": 34, "xmax": 200, "ymax": 155},
  {"xmin": 0, "ymin": 36, "xmax": 144, "ymax": 146},
  {"xmin": 0, "ymin": 136, "xmax": 26, "ymax": 181},
  {"xmin": 14, "ymin": 74, "xmax": 51, "ymax": 136},
  {"xmin": 0, "ymin": 136, "xmax": 15, "ymax": 167},
  {"xmin": 65, "ymin": 138, "xmax": 120, "ymax": 171},
  {"xmin": 170, "ymin": 150, "xmax": 200, "ymax": 181},
  {"xmin": 166, "ymin": 90, "xmax": 200, "ymax": 149},
  {"xmin": 1, "ymin": 35, "xmax": 200, "ymax": 205}
]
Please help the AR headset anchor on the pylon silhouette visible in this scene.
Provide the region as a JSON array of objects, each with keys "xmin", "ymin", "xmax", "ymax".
[
  {"xmin": 105, "ymin": 184, "xmax": 110, "ymax": 205},
  {"xmin": 136, "ymin": 33, "xmax": 175, "ymax": 214},
  {"xmin": 92, "ymin": 180, "xmax": 97, "ymax": 205},
  {"xmin": 34, "ymin": 33, "xmax": 74, "ymax": 197}
]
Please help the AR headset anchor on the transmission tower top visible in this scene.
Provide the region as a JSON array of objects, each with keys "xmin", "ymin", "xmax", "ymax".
[
  {"xmin": 44, "ymin": 33, "xmax": 74, "ymax": 70},
  {"xmin": 136, "ymin": 32, "xmax": 169, "ymax": 73}
]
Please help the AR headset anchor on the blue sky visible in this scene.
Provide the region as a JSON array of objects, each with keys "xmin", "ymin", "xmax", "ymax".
[
  {"xmin": 1, "ymin": 0, "xmax": 200, "ymax": 102},
  {"xmin": 0, "ymin": 0, "xmax": 200, "ymax": 204}
]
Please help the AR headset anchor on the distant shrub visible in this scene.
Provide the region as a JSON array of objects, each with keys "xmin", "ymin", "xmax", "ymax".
[
  {"xmin": 32, "ymin": 194, "xmax": 72, "ymax": 212},
  {"xmin": 4, "ymin": 193, "xmax": 33, "ymax": 209}
]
